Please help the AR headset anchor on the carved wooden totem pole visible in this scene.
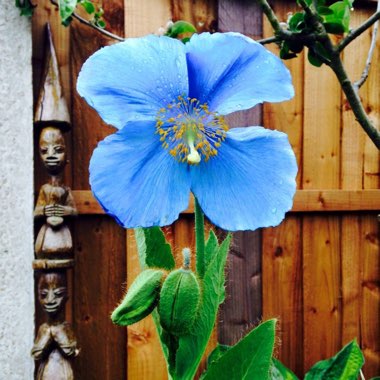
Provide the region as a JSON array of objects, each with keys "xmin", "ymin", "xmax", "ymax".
[{"xmin": 32, "ymin": 25, "xmax": 79, "ymax": 380}]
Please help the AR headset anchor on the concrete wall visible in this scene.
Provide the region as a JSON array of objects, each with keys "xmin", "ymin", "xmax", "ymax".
[{"xmin": 0, "ymin": 1, "xmax": 35, "ymax": 378}]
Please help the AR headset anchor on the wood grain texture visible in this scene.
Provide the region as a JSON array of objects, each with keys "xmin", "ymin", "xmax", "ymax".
[
  {"xmin": 217, "ymin": 0, "xmax": 263, "ymax": 346},
  {"xmin": 302, "ymin": 19, "xmax": 342, "ymax": 371},
  {"xmin": 360, "ymin": 5, "xmax": 380, "ymax": 376},
  {"xmin": 73, "ymin": 216, "xmax": 126, "ymax": 380},
  {"xmin": 340, "ymin": 8, "xmax": 368, "ymax": 364},
  {"xmin": 69, "ymin": 3, "xmax": 127, "ymax": 379},
  {"xmin": 126, "ymin": 230, "xmax": 168, "ymax": 380},
  {"xmin": 263, "ymin": 216, "xmax": 303, "ymax": 375},
  {"xmin": 170, "ymin": 0, "xmax": 217, "ymax": 32},
  {"xmin": 262, "ymin": 3, "xmax": 304, "ymax": 374},
  {"xmin": 72, "ymin": 189, "xmax": 380, "ymax": 214}
]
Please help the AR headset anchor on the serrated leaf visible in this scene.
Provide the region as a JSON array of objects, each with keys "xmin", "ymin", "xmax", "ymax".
[
  {"xmin": 270, "ymin": 358, "xmax": 299, "ymax": 380},
  {"xmin": 169, "ymin": 234, "xmax": 231, "ymax": 380},
  {"xmin": 202, "ymin": 320, "xmax": 277, "ymax": 380},
  {"xmin": 166, "ymin": 20, "xmax": 197, "ymax": 39},
  {"xmin": 59, "ymin": 0, "xmax": 77, "ymax": 22},
  {"xmin": 305, "ymin": 340, "xmax": 364, "ymax": 380},
  {"xmin": 307, "ymin": 49, "xmax": 323, "ymax": 67},
  {"xmin": 134, "ymin": 227, "xmax": 175, "ymax": 271}
]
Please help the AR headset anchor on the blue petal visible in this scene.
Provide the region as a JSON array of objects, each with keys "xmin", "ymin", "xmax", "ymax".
[
  {"xmin": 190, "ymin": 127, "xmax": 297, "ymax": 231},
  {"xmin": 90, "ymin": 121, "xmax": 191, "ymax": 227},
  {"xmin": 77, "ymin": 35, "xmax": 188, "ymax": 129},
  {"xmin": 185, "ymin": 33, "xmax": 294, "ymax": 115}
]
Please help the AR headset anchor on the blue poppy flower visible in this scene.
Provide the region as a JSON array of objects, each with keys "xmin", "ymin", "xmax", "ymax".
[{"xmin": 77, "ymin": 32, "xmax": 297, "ymax": 231}]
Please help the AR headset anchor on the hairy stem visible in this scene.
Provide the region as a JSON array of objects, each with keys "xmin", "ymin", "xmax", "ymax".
[{"xmin": 194, "ymin": 198, "xmax": 205, "ymax": 279}]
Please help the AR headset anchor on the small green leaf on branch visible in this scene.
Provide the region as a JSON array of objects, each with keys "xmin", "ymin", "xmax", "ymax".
[{"xmin": 58, "ymin": 0, "xmax": 78, "ymax": 23}]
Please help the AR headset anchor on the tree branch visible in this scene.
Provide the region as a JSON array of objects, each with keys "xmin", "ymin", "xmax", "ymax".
[
  {"xmin": 326, "ymin": 41, "xmax": 380, "ymax": 149},
  {"xmin": 338, "ymin": 10, "xmax": 380, "ymax": 51},
  {"xmin": 353, "ymin": 0, "xmax": 380, "ymax": 90},
  {"xmin": 50, "ymin": 0, "xmax": 125, "ymax": 42}
]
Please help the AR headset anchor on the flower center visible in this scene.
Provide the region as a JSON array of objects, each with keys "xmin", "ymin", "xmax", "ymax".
[{"xmin": 155, "ymin": 96, "xmax": 229, "ymax": 164}]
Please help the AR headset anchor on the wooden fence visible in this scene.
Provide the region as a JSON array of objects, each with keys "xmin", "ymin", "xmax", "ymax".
[{"xmin": 33, "ymin": 0, "xmax": 379, "ymax": 378}]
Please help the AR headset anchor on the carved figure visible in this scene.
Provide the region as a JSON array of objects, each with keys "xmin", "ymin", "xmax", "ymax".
[
  {"xmin": 32, "ymin": 272, "xmax": 78, "ymax": 380},
  {"xmin": 34, "ymin": 127, "xmax": 77, "ymax": 258}
]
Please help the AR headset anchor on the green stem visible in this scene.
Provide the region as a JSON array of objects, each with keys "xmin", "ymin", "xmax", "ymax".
[{"xmin": 194, "ymin": 197, "xmax": 205, "ymax": 279}]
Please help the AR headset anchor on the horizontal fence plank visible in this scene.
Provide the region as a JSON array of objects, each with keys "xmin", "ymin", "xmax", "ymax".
[{"xmin": 73, "ymin": 189, "xmax": 380, "ymax": 215}]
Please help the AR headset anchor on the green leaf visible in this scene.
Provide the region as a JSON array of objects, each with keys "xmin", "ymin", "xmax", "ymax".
[
  {"xmin": 270, "ymin": 358, "xmax": 299, "ymax": 380},
  {"xmin": 202, "ymin": 320, "xmax": 277, "ymax": 380},
  {"xmin": 370, "ymin": 377, "xmax": 380, "ymax": 380},
  {"xmin": 280, "ymin": 42, "xmax": 297, "ymax": 60},
  {"xmin": 95, "ymin": 19, "xmax": 106, "ymax": 28},
  {"xmin": 15, "ymin": 0, "xmax": 35, "ymax": 17},
  {"xmin": 323, "ymin": 1, "xmax": 351, "ymax": 33},
  {"xmin": 323, "ymin": 21, "xmax": 346, "ymax": 34},
  {"xmin": 80, "ymin": 0, "xmax": 95, "ymax": 14},
  {"xmin": 317, "ymin": 6, "xmax": 334, "ymax": 15},
  {"xmin": 165, "ymin": 20, "xmax": 197, "ymax": 39},
  {"xmin": 288, "ymin": 12, "xmax": 305, "ymax": 32},
  {"xmin": 170, "ymin": 234, "xmax": 232, "ymax": 380},
  {"xmin": 204, "ymin": 229, "xmax": 219, "ymax": 270},
  {"xmin": 134, "ymin": 227, "xmax": 175, "ymax": 271},
  {"xmin": 207, "ymin": 344, "xmax": 231, "ymax": 367},
  {"xmin": 305, "ymin": 340, "xmax": 364, "ymax": 380},
  {"xmin": 59, "ymin": 0, "xmax": 78, "ymax": 22},
  {"xmin": 307, "ymin": 49, "xmax": 323, "ymax": 67}
]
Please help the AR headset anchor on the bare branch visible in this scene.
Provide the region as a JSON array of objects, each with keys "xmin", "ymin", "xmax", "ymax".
[
  {"xmin": 257, "ymin": 36, "xmax": 280, "ymax": 45},
  {"xmin": 50, "ymin": 0, "xmax": 125, "ymax": 42},
  {"xmin": 338, "ymin": 10, "xmax": 380, "ymax": 51},
  {"xmin": 354, "ymin": 0, "xmax": 380, "ymax": 90}
]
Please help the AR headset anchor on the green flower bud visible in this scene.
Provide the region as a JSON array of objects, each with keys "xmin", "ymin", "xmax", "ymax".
[{"xmin": 111, "ymin": 268, "xmax": 165, "ymax": 326}]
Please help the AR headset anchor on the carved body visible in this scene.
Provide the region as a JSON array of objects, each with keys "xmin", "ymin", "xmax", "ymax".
[
  {"xmin": 32, "ymin": 322, "xmax": 78, "ymax": 380},
  {"xmin": 34, "ymin": 182, "xmax": 76, "ymax": 257}
]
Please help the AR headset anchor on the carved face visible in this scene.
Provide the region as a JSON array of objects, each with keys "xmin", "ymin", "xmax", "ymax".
[
  {"xmin": 38, "ymin": 272, "xmax": 68, "ymax": 315},
  {"xmin": 39, "ymin": 127, "xmax": 66, "ymax": 175}
]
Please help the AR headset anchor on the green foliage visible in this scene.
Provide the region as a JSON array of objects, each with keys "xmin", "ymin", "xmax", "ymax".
[
  {"xmin": 111, "ymin": 268, "xmax": 165, "ymax": 326},
  {"xmin": 270, "ymin": 358, "xmax": 299, "ymax": 380},
  {"xmin": 201, "ymin": 320, "xmax": 277, "ymax": 380},
  {"xmin": 58, "ymin": 0, "xmax": 77, "ymax": 23},
  {"xmin": 323, "ymin": 0, "xmax": 352, "ymax": 33},
  {"xmin": 15, "ymin": 0, "xmax": 35, "ymax": 17},
  {"xmin": 207, "ymin": 344, "xmax": 231, "ymax": 366},
  {"xmin": 165, "ymin": 20, "xmax": 197, "ymax": 43},
  {"xmin": 171, "ymin": 233, "xmax": 231, "ymax": 379},
  {"xmin": 304, "ymin": 340, "xmax": 364, "ymax": 379},
  {"xmin": 281, "ymin": 0, "xmax": 353, "ymax": 63},
  {"xmin": 135, "ymin": 227, "xmax": 175, "ymax": 271}
]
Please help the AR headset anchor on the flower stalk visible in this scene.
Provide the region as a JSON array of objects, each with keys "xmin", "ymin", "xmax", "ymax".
[{"xmin": 195, "ymin": 198, "xmax": 206, "ymax": 279}]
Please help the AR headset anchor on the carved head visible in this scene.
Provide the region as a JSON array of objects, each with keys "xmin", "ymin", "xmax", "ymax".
[
  {"xmin": 39, "ymin": 127, "xmax": 66, "ymax": 175},
  {"xmin": 38, "ymin": 272, "xmax": 68, "ymax": 316}
]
